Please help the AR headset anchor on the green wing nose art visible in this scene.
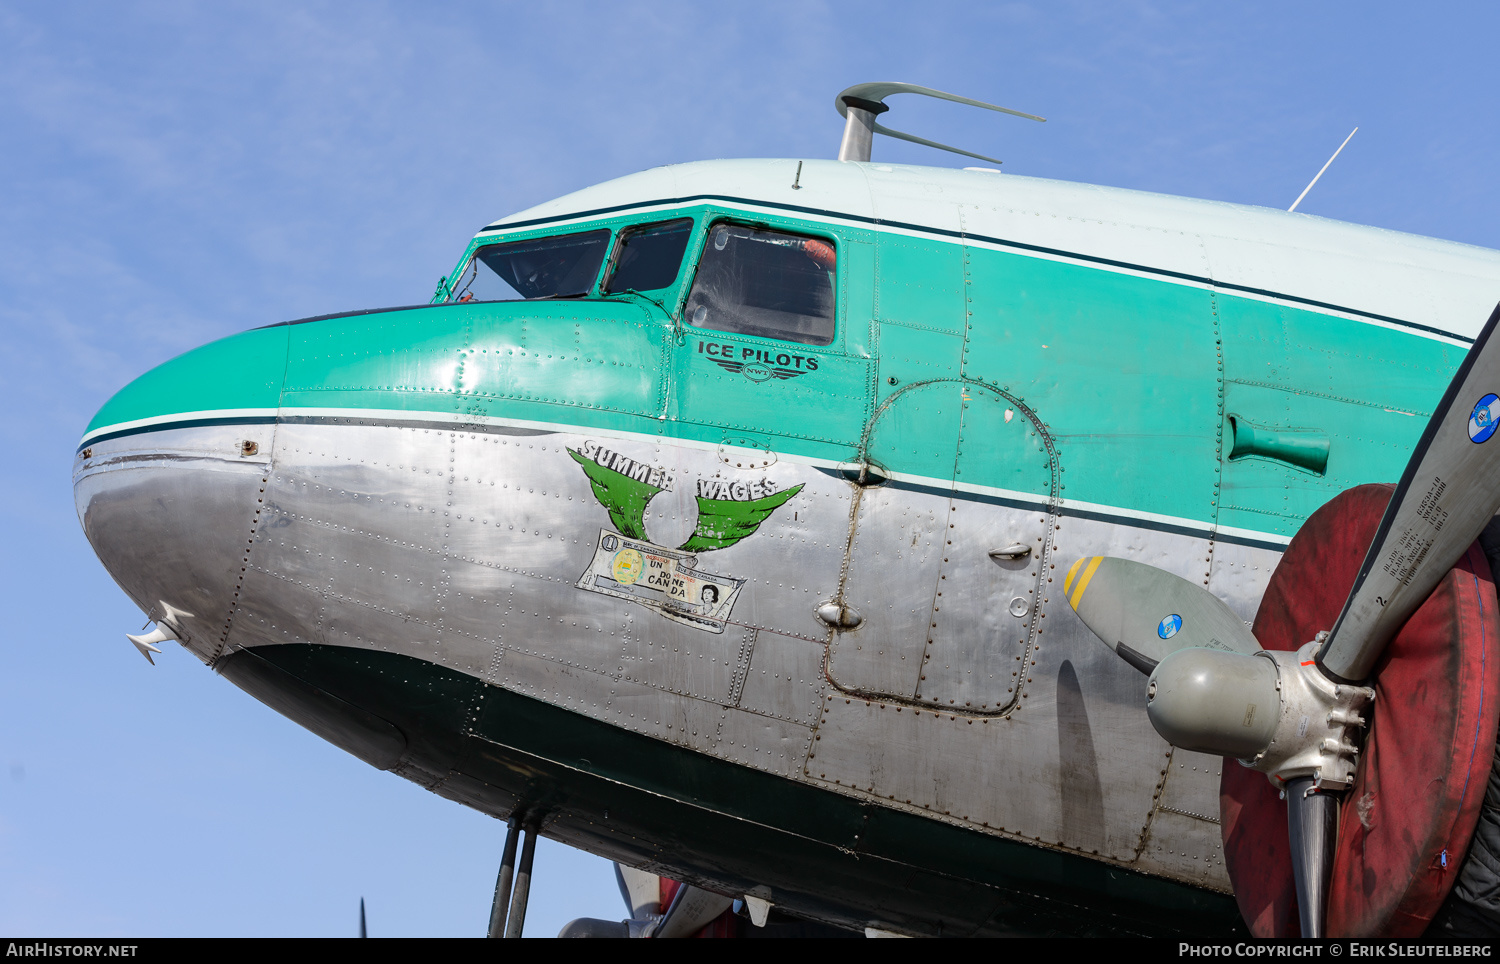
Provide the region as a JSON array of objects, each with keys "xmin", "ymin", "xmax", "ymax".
[{"xmin": 568, "ymin": 444, "xmax": 801, "ymax": 551}]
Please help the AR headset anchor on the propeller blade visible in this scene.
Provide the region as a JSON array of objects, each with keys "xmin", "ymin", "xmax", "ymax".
[
  {"xmin": 654, "ymin": 884, "xmax": 733, "ymax": 938},
  {"xmin": 1320, "ymin": 304, "xmax": 1500, "ymax": 681},
  {"xmin": 1064, "ymin": 556, "xmax": 1260, "ymax": 674},
  {"xmin": 614, "ymin": 863, "xmax": 661, "ymax": 920},
  {"xmin": 1285, "ymin": 778, "xmax": 1339, "ymax": 937}
]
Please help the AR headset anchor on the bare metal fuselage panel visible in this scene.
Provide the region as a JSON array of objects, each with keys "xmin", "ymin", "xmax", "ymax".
[{"xmin": 74, "ymin": 159, "xmax": 1500, "ymax": 935}]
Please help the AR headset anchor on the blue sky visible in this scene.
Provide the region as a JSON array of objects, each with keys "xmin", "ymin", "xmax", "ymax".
[{"xmin": 3, "ymin": 2, "xmax": 1498, "ymax": 937}]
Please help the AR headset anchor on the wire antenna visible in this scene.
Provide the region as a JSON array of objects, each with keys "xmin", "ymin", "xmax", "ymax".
[{"xmin": 1289, "ymin": 127, "xmax": 1358, "ymax": 213}]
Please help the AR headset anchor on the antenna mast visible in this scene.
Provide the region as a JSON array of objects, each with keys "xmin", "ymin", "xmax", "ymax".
[{"xmin": 835, "ymin": 82, "xmax": 1044, "ymax": 165}]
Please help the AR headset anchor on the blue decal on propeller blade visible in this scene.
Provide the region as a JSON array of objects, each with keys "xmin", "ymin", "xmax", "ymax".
[
  {"xmin": 1158, "ymin": 614, "xmax": 1182, "ymax": 639},
  {"xmin": 1470, "ymin": 393, "xmax": 1500, "ymax": 443}
]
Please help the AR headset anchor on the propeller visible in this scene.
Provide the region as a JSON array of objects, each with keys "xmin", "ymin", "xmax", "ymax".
[
  {"xmin": 558, "ymin": 864, "xmax": 734, "ymax": 937},
  {"xmin": 1067, "ymin": 303, "xmax": 1500, "ymax": 936},
  {"xmin": 1062, "ymin": 556, "xmax": 1260, "ymax": 673}
]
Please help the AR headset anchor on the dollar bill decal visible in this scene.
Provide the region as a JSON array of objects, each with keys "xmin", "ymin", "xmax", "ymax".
[{"xmin": 576, "ymin": 530, "xmax": 746, "ymax": 634}]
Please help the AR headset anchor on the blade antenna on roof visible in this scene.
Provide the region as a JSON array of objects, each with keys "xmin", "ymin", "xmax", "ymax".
[{"xmin": 835, "ymin": 82, "xmax": 1044, "ymax": 165}]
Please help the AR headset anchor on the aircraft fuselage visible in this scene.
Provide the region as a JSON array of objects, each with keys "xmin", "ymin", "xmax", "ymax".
[{"xmin": 73, "ymin": 160, "xmax": 1500, "ymax": 936}]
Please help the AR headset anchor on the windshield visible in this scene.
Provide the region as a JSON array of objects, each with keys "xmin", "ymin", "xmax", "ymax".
[
  {"xmin": 449, "ymin": 229, "xmax": 611, "ymax": 302},
  {"xmin": 604, "ymin": 218, "xmax": 694, "ymax": 293}
]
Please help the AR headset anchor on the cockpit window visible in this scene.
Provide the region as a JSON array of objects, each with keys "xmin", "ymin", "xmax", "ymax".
[
  {"xmin": 684, "ymin": 223, "xmax": 836, "ymax": 346},
  {"xmin": 604, "ymin": 218, "xmax": 693, "ymax": 294},
  {"xmin": 450, "ymin": 229, "xmax": 611, "ymax": 302}
]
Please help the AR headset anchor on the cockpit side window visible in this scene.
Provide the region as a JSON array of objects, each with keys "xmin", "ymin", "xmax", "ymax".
[
  {"xmin": 684, "ymin": 222, "xmax": 836, "ymax": 346},
  {"xmin": 449, "ymin": 228, "xmax": 611, "ymax": 302},
  {"xmin": 603, "ymin": 218, "xmax": 693, "ymax": 294}
]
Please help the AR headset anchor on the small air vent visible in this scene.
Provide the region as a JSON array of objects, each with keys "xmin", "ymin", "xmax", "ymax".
[{"xmin": 1227, "ymin": 416, "xmax": 1329, "ymax": 475}]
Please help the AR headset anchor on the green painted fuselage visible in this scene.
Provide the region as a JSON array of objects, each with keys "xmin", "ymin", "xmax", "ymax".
[{"xmin": 75, "ymin": 159, "xmax": 1500, "ymax": 936}]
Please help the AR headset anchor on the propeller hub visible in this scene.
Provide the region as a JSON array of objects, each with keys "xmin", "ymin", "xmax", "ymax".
[
  {"xmin": 1248, "ymin": 641, "xmax": 1374, "ymax": 790},
  {"xmin": 1145, "ymin": 640, "xmax": 1374, "ymax": 788},
  {"xmin": 1146, "ymin": 647, "xmax": 1280, "ymax": 757}
]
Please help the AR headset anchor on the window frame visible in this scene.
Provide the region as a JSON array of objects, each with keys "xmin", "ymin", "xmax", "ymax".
[
  {"xmin": 600, "ymin": 217, "xmax": 696, "ymax": 296},
  {"xmin": 447, "ymin": 226, "xmax": 616, "ymax": 304},
  {"xmin": 678, "ymin": 217, "xmax": 841, "ymax": 348},
  {"xmin": 436, "ymin": 208, "xmax": 849, "ymax": 357}
]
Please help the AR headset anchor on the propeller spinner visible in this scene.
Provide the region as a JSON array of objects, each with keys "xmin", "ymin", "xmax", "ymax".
[{"xmin": 1067, "ymin": 303, "xmax": 1500, "ymax": 937}]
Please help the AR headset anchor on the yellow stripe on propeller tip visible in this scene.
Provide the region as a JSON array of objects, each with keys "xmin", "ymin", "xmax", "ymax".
[
  {"xmin": 1067, "ymin": 556, "xmax": 1104, "ymax": 610},
  {"xmin": 1064, "ymin": 557, "xmax": 1085, "ymax": 595}
]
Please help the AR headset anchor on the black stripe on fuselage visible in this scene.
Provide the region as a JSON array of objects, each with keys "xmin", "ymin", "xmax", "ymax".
[
  {"xmin": 817, "ymin": 468, "xmax": 1289, "ymax": 553},
  {"xmin": 83, "ymin": 416, "xmax": 1283, "ymax": 552},
  {"xmin": 79, "ymin": 414, "xmax": 555, "ymax": 452},
  {"xmin": 477, "ymin": 193, "xmax": 1474, "ymax": 345},
  {"xmin": 80, "ymin": 415, "xmax": 280, "ymax": 451},
  {"xmin": 275, "ymin": 414, "xmax": 556, "ymax": 436},
  {"xmin": 219, "ymin": 642, "xmax": 1243, "ymax": 937},
  {"xmin": 243, "ymin": 194, "xmax": 1472, "ymax": 339}
]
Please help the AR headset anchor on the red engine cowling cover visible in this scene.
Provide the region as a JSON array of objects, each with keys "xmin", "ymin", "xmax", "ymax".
[{"xmin": 1221, "ymin": 483, "xmax": 1500, "ymax": 938}]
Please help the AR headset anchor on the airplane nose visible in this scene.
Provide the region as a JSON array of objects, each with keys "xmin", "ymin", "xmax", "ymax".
[{"xmin": 73, "ymin": 325, "xmax": 288, "ymax": 663}]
